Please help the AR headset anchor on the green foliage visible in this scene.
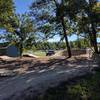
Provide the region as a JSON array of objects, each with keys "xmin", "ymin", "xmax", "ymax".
[
  {"xmin": 54, "ymin": 0, "xmax": 99, "ymax": 53},
  {"xmin": 2, "ymin": 14, "xmax": 36, "ymax": 56},
  {"xmin": 23, "ymin": 38, "xmax": 90, "ymax": 51},
  {"xmin": 68, "ymin": 84, "xmax": 89, "ymax": 100},
  {"xmin": 70, "ymin": 38, "xmax": 90, "ymax": 49},
  {"xmin": 0, "ymin": 42, "xmax": 9, "ymax": 47},
  {"xmin": 1, "ymin": 0, "xmax": 99, "ymax": 56},
  {"xmin": 33, "ymin": 51, "xmax": 46, "ymax": 56},
  {"xmin": 32, "ymin": 42, "xmax": 66, "ymax": 51},
  {"xmin": 0, "ymin": 0, "xmax": 14, "ymax": 28},
  {"xmin": 32, "ymin": 70, "xmax": 100, "ymax": 100}
]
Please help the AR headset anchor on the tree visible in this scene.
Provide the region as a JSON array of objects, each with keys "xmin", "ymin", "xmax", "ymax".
[
  {"xmin": 4, "ymin": 14, "xmax": 36, "ymax": 56},
  {"xmin": 30, "ymin": 0, "xmax": 74, "ymax": 58},
  {"xmin": 30, "ymin": 0, "xmax": 57, "ymax": 51},
  {"xmin": 86, "ymin": 0, "xmax": 99, "ymax": 53},
  {"xmin": 62, "ymin": 0, "xmax": 99, "ymax": 53},
  {"xmin": 0, "ymin": 0, "xmax": 14, "ymax": 28},
  {"xmin": 53, "ymin": 0, "xmax": 79, "ymax": 58},
  {"xmin": 30, "ymin": 0, "xmax": 99, "ymax": 55}
]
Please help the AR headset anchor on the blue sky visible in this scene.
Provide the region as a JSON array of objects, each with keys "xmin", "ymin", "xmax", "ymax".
[
  {"xmin": 14, "ymin": 0, "xmax": 33, "ymax": 14},
  {"xmin": 12, "ymin": 0, "xmax": 100, "ymax": 42},
  {"xmin": 14, "ymin": 0, "xmax": 100, "ymax": 14},
  {"xmin": 13, "ymin": 0, "xmax": 79, "ymax": 42},
  {"xmin": 0, "ymin": 0, "xmax": 99, "ymax": 43}
]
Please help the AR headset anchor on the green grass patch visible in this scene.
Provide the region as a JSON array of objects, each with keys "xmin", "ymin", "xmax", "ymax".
[
  {"xmin": 24, "ymin": 50, "xmax": 46, "ymax": 57},
  {"xmin": 33, "ymin": 51, "xmax": 46, "ymax": 56},
  {"xmin": 32, "ymin": 69, "xmax": 100, "ymax": 100}
]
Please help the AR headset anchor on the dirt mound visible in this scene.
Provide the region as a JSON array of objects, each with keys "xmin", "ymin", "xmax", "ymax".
[
  {"xmin": 0, "ymin": 56, "xmax": 17, "ymax": 61},
  {"xmin": 51, "ymin": 50, "xmax": 64, "ymax": 57},
  {"xmin": 23, "ymin": 53, "xmax": 38, "ymax": 58}
]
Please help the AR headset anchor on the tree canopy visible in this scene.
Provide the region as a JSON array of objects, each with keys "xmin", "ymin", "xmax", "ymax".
[
  {"xmin": 0, "ymin": 0, "xmax": 99, "ymax": 57},
  {"xmin": 0, "ymin": 0, "xmax": 14, "ymax": 28}
]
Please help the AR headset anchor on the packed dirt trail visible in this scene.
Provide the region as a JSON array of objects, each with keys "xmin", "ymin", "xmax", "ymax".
[{"xmin": 0, "ymin": 54, "xmax": 98, "ymax": 100}]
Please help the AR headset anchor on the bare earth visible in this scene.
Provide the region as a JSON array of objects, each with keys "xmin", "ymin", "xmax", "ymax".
[
  {"xmin": 0, "ymin": 54, "xmax": 89, "ymax": 74},
  {"xmin": 0, "ymin": 54, "xmax": 98, "ymax": 100}
]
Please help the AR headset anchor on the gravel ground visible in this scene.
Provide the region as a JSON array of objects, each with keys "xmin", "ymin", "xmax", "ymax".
[{"xmin": 0, "ymin": 54, "xmax": 98, "ymax": 100}]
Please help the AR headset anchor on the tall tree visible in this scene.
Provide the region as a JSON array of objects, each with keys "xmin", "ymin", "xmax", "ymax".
[
  {"xmin": 30, "ymin": 0, "xmax": 74, "ymax": 58},
  {"xmin": 53, "ymin": 0, "xmax": 72, "ymax": 58},
  {"xmin": 0, "ymin": 0, "xmax": 14, "ymax": 28},
  {"xmin": 5, "ymin": 14, "xmax": 36, "ymax": 56},
  {"xmin": 87, "ymin": 0, "xmax": 99, "ymax": 53},
  {"xmin": 62, "ymin": 0, "xmax": 99, "ymax": 53}
]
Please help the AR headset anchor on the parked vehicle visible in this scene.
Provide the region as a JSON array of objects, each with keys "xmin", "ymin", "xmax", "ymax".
[{"xmin": 46, "ymin": 50, "xmax": 55, "ymax": 56}]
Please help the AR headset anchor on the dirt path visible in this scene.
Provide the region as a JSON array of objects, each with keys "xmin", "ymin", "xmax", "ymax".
[{"xmin": 0, "ymin": 55, "xmax": 98, "ymax": 100}]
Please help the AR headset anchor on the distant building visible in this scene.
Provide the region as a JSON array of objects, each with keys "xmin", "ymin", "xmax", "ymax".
[
  {"xmin": 6, "ymin": 45, "xmax": 20, "ymax": 57},
  {"xmin": 0, "ymin": 43, "xmax": 20, "ymax": 57}
]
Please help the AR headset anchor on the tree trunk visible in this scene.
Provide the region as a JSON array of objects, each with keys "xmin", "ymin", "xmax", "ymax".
[
  {"xmin": 87, "ymin": 2, "xmax": 99, "ymax": 53},
  {"xmin": 77, "ymin": 34, "xmax": 81, "ymax": 49},
  {"xmin": 61, "ymin": 17, "xmax": 71, "ymax": 58},
  {"xmin": 91, "ymin": 23, "xmax": 99, "ymax": 53},
  {"xmin": 19, "ymin": 41, "xmax": 23, "ymax": 57},
  {"xmin": 88, "ymin": 24, "xmax": 98, "ymax": 54},
  {"xmin": 14, "ymin": 30, "xmax": 23, "ymax": 57},
  {"xmin": 88, "ymin": 31, "xmax": 98, "ymax": 53},
  {"xmin": 53, "ymin": 0, "xmax": 71, "ymax": 58}
]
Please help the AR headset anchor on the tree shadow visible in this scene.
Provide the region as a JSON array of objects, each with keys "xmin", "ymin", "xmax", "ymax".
[
  {"xmin": 0, "ymin": 57, "xmax": 35, "ymax": 70},
  {"xmin": 0, "ymin": 55, "xmax": 95, "ymax": 76}
]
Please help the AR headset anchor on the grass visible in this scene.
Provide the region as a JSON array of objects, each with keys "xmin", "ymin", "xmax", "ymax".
[
  {"xmin": 31, "ymin": 69, "xmax": 100, "ymax": 100},
  {"xmin": 24, "ymin": 50, "xmax": 46, "ymax": 57},
  {"xmin": 22, "ymin": 54, "xmax": 100, "ymax": 100},
  {"xmin": 33, "ymin": 51, "xmax": 46, "ymax": 56},
  {"xmin": 23, "ymin": 49, "xmax": 64, "ymax": 57}
]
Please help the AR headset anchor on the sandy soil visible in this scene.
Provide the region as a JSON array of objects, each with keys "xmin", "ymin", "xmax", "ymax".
[
  {"xmin": 0, "ymin": 54, "xmax": 89, "ymax": 75},
  {"xmin": 0, "ymin": 53, "xmax": 98, "ymax": 100}
]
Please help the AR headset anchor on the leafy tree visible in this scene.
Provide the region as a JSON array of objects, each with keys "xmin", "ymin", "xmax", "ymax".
[
  {"xmin": 4, "ymin": 14, "xmax": 36, "ymax": 56},
  {"xmin": 30, "ymin": 0, "xmax": 75, "ymax": 58},
  {"xmin": 30, "ymin": 1, "xmax": 57, "ymax": 51},
  {"xmin": 62, "ymin": 0, "xmax": 99, "ymax": 53},
  {"xmin": 70, "ymin": 38, "xmax": 90, "ymax": 49},
  {"xmin": 51, "ymin": 0, "xmax": 99, "ymax": 53},
  {"xmin": 0, "ymin": 0, "xmax": 14, "ymax": 28},
  {"xmin": 30, "ymin": 0, "xmax": 56, "ymax": 40}
]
